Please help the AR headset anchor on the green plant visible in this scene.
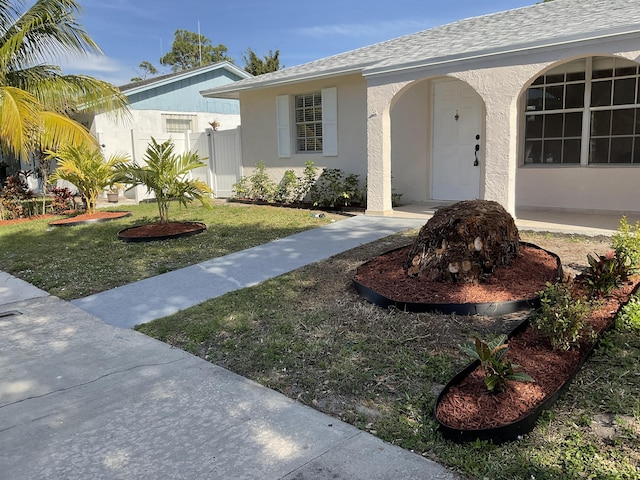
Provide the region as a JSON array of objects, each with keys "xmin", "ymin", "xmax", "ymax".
[
  {"xmin": 613, "ymin": 216, "xmax": 640, "ymax": 274},
  {"xmin": 294, "ymin": 161, "xmax": 318, "ymax": 202},
  {"xmin": 532, "ymin": 281, "xmax": 593, "ymax": 350},
  {"xmin": 309, "ymin": 168, "xmax": 363, "ymax": 208},
  {"xmin": 0, "ymin": 0, "xmax": 129, "ymax": 160},
  {"xmin": 584, "ymin": 250, "xmax": 630, "ymax": 297},
  {"xmin": 616, "ymin": 293, "xmax": 640, "ymax": 330},
  {"xmin": 248, "ymin": 161, "xmax": 276, "ymax": 202},
  {"xmin": 460, "ymin": 335, "xmax": 534, "ymax": 392},
  {"xmin": 231, "ymin": 176, "xmax": 250, "ymax": 199},
  {"xmin": 274, "ymin": 169, "xmax": 298, "ymax": 203},
  {"xmin": 113, "ymin": 137, "xmax": 212, "ymax": 223},
  {"xmin": 47, "ymin": 144, "xmax": 129, "ymax": 213}
]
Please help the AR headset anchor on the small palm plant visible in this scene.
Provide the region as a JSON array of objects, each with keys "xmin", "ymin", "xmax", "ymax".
[
  {"xmin": 47, "ymin": 144, "xmax": 129, "ymax": 213},
  {"xmin": 113, "ymin": 137, "xmax": 212, "ymax": 223},
  {"xmin": 460, "ymin": 335, "xmax": 534, "ymax": 392}
]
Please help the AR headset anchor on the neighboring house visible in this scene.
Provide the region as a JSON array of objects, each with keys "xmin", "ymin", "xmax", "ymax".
[
  {"xmin": 201, "ymin": 0, "xmax": 640, "ymax": 217},
  {"xmin": 78, "ymin": 61, "xmax": 252, "ymax": 199}
]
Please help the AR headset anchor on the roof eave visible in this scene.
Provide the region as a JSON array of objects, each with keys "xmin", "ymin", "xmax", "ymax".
[
  {"xmin": 200, "ymin": 65, "xmax": 370, "ymax": 99},
  {"xmin": 123, "ymin": 61, "xmax": 251, "ymax": 95}
]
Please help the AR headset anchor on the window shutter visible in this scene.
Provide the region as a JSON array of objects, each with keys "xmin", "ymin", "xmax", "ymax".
[
  {"xmin": 322, "ymin": 87, "xmax": 338, "ymax": 157},
  {"xmin": 276, "ymin": 95, "xmax": 291, "ymax": 158}
]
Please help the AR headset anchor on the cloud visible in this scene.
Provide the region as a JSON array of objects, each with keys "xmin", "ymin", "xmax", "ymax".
[
  {"xmin": 58, "ymin": 54, "xmax": 133, "ymax": 86},
  {"xmin": 291, "ymin": 19, "xmax": 431, "ymax": 40}
]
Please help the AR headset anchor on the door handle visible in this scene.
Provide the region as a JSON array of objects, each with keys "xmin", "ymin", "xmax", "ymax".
[{"xmin": 473, "ymin": 134, "xmax": 480, "ymax": 167}]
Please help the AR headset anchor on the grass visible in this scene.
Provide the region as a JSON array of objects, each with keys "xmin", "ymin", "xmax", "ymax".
[
  {"xmin": 3, "ymin": 205, "xmax": 639, "ymax": 478},
  {"xmin": 0, "ymin": 202, "xmax": 341, "ymax": 299},
  {"xmin": 137, "ymin": 230, "xmax": 640, "ymax": 480}
]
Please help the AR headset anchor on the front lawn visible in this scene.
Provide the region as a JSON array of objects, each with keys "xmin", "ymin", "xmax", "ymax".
[
  {"xmin": 0, "ymin": 202, "xmax": 341, "ymax": 299},
  {"xmin": 137, "ymin": 230, "xmax": 640, "ymax": 480}
]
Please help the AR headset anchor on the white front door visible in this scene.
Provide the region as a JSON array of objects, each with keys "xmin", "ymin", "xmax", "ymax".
[{"xmin": 432, "ymin": 79, "xmax": 483, "ymax": 201}]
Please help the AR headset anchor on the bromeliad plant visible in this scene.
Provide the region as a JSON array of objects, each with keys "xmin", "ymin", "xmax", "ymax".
[
  {"xmin": 113, "ymin": 137, "xmax": 212, "ymax": 224},
  {"xmin": 460, "ymin": 335, "xmax": 534, "ymax": 392}
]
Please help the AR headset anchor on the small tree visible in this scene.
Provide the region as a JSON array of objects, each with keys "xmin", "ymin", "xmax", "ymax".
[
  {"xmin": 113, "ymin": 138, "xmax": 212, "ymax": 223},
  {"xmin": 47, "ymin": 145, "xmax": 129, "ymax": 213},
  {"xmin": 160, "ymin": 30, "xmax": 232, "ymax": 72},
  {"xmin": 243, "ymin": 48, "xmax": 282, "ymax": 75}
]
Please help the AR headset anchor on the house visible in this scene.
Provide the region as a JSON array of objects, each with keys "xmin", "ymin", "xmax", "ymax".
[
  {"xmin": 78, "ymin": 61, "xmax": 252, "ymax": 199},
  {"xmin": 201, "ymin": 0, "xmax": 640, "ymax": 217}
]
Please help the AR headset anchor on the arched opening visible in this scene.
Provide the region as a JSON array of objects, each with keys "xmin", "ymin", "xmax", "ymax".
[{"xmin": 389, "ymin": 77, "xmax": 485, "ymax": 206}]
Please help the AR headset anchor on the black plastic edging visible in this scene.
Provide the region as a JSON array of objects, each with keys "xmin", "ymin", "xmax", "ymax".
[
  {"xmin": 434, "ymin": 281, "xmax": 640, "ymax": 444},
  {"xmin": 117, "ymin": 222, "xmax": 207, "ymax": 243},
  {"xmin": 352, "ymin": 242, "xmax": 562, "ymax": 317}
]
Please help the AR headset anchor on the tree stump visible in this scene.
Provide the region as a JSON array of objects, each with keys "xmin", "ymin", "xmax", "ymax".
[{"xmin": 404, "ymin": 200, "xmax": 520, "ymax": 284}]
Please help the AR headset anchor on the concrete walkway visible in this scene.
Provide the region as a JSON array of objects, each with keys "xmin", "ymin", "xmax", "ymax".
[
  {"xmin": 0, "ymin": 215, "xmax": 459, "ymax": 480},
  {"xmin": 71, "ymin": 215, "xmax": 426, "ymax": 328}
]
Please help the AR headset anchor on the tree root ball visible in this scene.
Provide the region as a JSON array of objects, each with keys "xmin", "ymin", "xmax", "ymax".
[{"xmin": 403, "ymin": 200, "xmax": 520, "ymax": 284}]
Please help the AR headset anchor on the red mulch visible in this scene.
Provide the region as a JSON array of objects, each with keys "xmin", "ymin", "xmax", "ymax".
[
  {"xmin": 118, "ymin": 222, "xmax": 206, "ymax": 239},
  {"xmin": 48, "ymin": 211, "xmax": 131, "ymax": 226},
  {"xmin": 354, "ymin": 244, "xmax": 560, "ymax": 304},
  {"xmin": 0, "ymin": 214, "xmax": 56, "ymax": 226},
  {"xmin": 435, "ymin": 278, "xmax": 639, "ymax": 430}
]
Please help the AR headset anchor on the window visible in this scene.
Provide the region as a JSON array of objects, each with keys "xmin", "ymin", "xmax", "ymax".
[
  {"xmin": 276, "ymin": 88, "xmax": 337, "ymax": 158},
  {"xmin": 524, "ymin": 57, "xmax": 640, "ymax": 165},
  {"xmin": 295, "ymin": 92, "xmax": 323, "ymax": 152},
  {"xmin": 163, "ymin": 114, "xmax": 197, "ymax": 133}
]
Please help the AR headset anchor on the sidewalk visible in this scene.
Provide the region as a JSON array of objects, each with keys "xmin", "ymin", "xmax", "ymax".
[
  {"xmin": 0, "ymin": 215, "xmax": 459, "ymax": 480},
  {"xmin": 71, "ymin": 215, "xmax": 426, "ymax": 328}
]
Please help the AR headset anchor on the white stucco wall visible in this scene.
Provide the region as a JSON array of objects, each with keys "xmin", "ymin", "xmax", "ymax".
[
  {"xmin": 365, "ymin": 37, "xmax": 640, "ymax": 216},
  {"xmin": 238, "ymin": 74, "xmax": 368, "ymax": 183},
  {"xmin": 390, "ymin": 80, "xmax": 431, "ymax": 204}
]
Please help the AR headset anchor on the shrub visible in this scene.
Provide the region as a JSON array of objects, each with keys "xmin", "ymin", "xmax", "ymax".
[
  {"xmin": 460, "ymin": 335, "xmax": 534, "ymax": 392},
  {"xmin": 294, "ymin": 161, "xmax": 318, "ymax": 202},
  {"xmin": 531, "ymin": 281, "xmax": 593, "ymax": 350},
  {"xmin": 231, "ymin": 176, "xmax": 250, "ymax": 199},
  {"xmin": 248, "ymin": 161, "xmax": 277, "ymax": 202},
  {"xmin": 0, "ymin": 173, "xmax": 34, "ymax": 219},
  {"xmin": 583, "ymin": 250, "xmax": 630, "ymax": 297},
  {"xmin": 50, "ymin": 186, "xmax": 75, "ymax": 213},
  {"xmin": 274, "ymin": 169, "xmax": 298, "ymax": 204},
  {"xmin": 616, "ymin": 293, "xmax": 640, "ymax": 331},
  {"xmin": 612, "ymin": 216, "xmax": 640, "ymax": 274},
  {"xmin": 309, "ymin": 168, "xmax": 363, "ymax": 208}
]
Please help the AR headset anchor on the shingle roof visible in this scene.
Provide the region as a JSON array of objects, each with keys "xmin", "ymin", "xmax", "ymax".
[
  {"xmin": 120, "ymin": 61, "xmax": 251, "ymax": 93},
  {"xmin": 201, "ymin": 0, "xmax": 640, "ymax": 98}
]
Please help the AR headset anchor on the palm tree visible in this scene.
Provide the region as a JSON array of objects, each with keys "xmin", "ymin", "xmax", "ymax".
[
  {"xmin": 47, "ymin": 144, "xmax": 129, "ymax": 213},
  {"xmin": 0, "ymin": 0, "xmax": 129, "ymax": 160},
  {"xmin": 113, "ymin": 138, "xmax": 213, "ymax": 224}
]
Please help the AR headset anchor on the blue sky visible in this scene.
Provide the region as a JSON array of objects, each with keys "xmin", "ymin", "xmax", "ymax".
[{"xmin": 58, "ymin": 0, "xmax": 535, "ymax": 86}]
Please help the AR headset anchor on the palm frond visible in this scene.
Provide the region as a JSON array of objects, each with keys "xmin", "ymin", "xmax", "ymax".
[
  {"xmin": 0, "ymin": 0, "xmax": 101, "ymax": 71},
  {"xmin": 0, "ymin": 84, "xmax": 41, "ymax": 159},
  {"xmin": 39, "ymin": 110, "xmax": 97, "ymax": 151}
]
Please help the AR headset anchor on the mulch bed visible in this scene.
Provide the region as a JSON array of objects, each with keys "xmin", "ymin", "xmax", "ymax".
[
  {"xmin": 435, "ymin": 277, "xmax": 639, "ymax": 431},
  {"xmin": 48, "ymin": 210, "xmax": 131, "ymax": 226},
  {"xmin": 354, "ymin": 243, "xmax": 560, "ymax": 304}
]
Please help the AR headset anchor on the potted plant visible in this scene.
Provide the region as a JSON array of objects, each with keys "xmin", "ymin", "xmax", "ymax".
[{"xmin": 106, "ymin": 182, "xmax": 124, "ymax": 203}]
